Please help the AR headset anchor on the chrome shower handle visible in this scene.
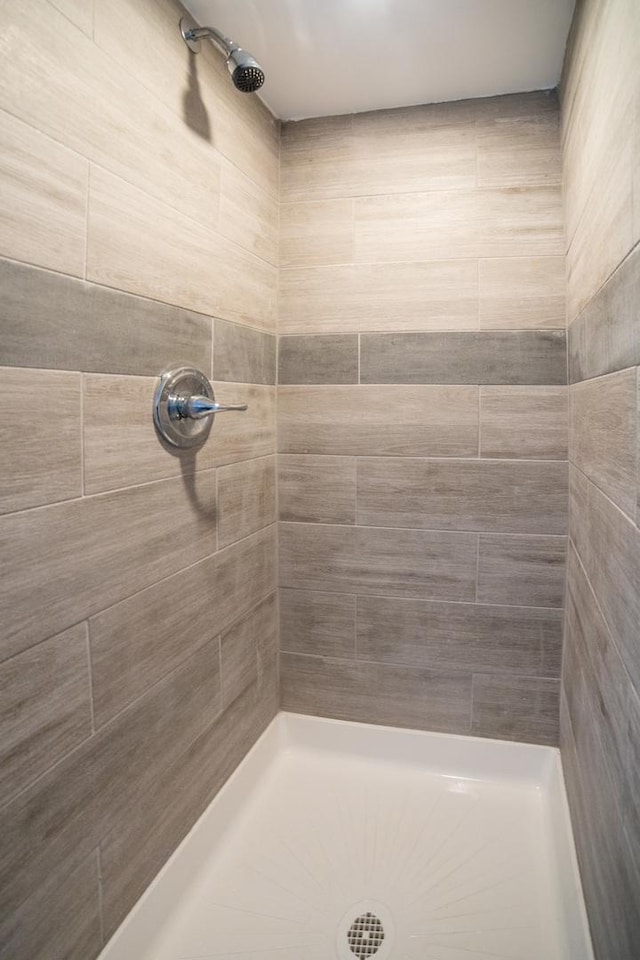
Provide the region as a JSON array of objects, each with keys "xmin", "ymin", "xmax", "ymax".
[
  {"xmin": 178, "ymin": 394, "xmax": 248, "ymax": 419},
  {"xmin": 154, "ymin": 366, "xmax": 249, "ymax": 450}
]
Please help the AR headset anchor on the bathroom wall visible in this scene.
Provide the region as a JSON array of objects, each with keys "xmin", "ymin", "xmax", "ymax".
[
  {"xmin": 0, "ymin": 1, "xmax": 278, "ymax": 957},
  {"xmin": 277, "ymin": 92, "xmax": 568, "ymax": 743},
  {"xmin": 560, "ymin": 0, "xmax": 640, "ymax": 955}
]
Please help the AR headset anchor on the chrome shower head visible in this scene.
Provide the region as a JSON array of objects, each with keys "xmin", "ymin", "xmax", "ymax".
[{"xmin": 180, "ymin": 17, "xmax": 265, "ymax": 93}]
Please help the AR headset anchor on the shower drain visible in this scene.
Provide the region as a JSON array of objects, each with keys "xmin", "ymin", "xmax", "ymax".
[
  {"xmin": 347, "ymin": 912, "xmax": 385, "ymax": 958},
  {"xmin": 337, "ymin": 901, "xmax": 394, "ymax": 960}
]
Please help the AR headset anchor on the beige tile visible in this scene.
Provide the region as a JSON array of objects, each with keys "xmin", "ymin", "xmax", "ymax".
[
  {"xmin": 83, "ymin": 374, "xmax": 216, "ymax": 495},
  {"xmin": 87, "ymin": 167, "xmax": 276, "ymax": 331},
  {"xmin": 0, "ymin": 367, "xmax": 82, "ymax": 514},
  {"xmin": 0, "ymin": 471, "xmax": 217, "ymax": 662},
  {"xmin": 280, "ymin": 652, "xmax": 472, "ymax": 734},
  {"xmin": 0, "ymin": 624, "xmax": 92, "ymax": 807},
  {"xmin": 477, "ymin": 113, "xmax": 561, "ymax": 187},
  {"xmin": 280, "ymin": 200, "xmax": 354, "ymax": 268},
  {"xmin": 351, "ymin": 107, "xmax": 477, "ymax": 195},
  {"xmin": 0, "ymin": 0, "xmax": 222, "ymax": 231},
  {"xmin": 278, "ymin": 260, "xmax": 479, "ymax": 335},
  {"xmin": 477, "ymin": 534, "xmax": 567, "ymax": 608},
  {"xmin": 50, "ymin": 0, "xmax": 94, "ymax": 35},
  {"xmin": 480, "ymin": 386, "xmax": 568, "ymax": 459},
  {"xmin": 471, "ymin": 674, "xmax": 560, "ymax": 745},
  {"xmin": 0, "ymin": 258, "xmax": 213, "ymax": 378},
  {"xmin": 280, "ymin": 115, "xmax": 354, "ymax": 202},
  {"xmin": 566, "ymin": 128, "xmax": 635, "ymax": 322},
  {"xmin": 355, "ymin": 187, "xmax": 564, "ymax": 263},
  {"xmin": 0, "ymin": 850, "xmax": 101, "ymax": 960},
  {"xmin": 277, "ymin": 385, "xmax": 478, "ymax": 457},
  {"xmin": 357, "ymin": 458, "xmax": 568, "ymax": 534},
  {"xmin": 278, "ymin": 455, "xmax": 356, "ymax": 523},
  {"xmin": 221, "ymin": 593, "xmax": 278, "ymax": 709},
  {"xmin": 0, "ymin": 640, "xmax": 221, "ymax": 919},
  {"xmin": 0, "ymin": 110, "xmax": 87, "ymax": 276},
  {"xmin": 478, "ymin": 257, "xmax": 566, "ymax": 330},
  {"xmin": 89, "ymin": 526, "xmax": 276, "ymax": 726},
  {"xmin": 570, "ymin": 369, "xmax": 638, "ymax": 519},
  {"xmin": 279, "ymin": 522, "xmax": 477, "ymax": 602},
  {"xmin": 356, "ymin": 596, "xmax": 562, "ymax": 677},
  {"xmin": 211, "ymin": 382, "xmax": 276, "ymax": 466},
  {"xmin": 279, "ymin": 588, "xmax": 356, "ymax": 658},
  {"xmin": 218, "ymin": 159, "xmax": 278, "ymax": 266},
  {"xmin": 217, "ymin": 456, "xmax": 276, "ymax": 549}
]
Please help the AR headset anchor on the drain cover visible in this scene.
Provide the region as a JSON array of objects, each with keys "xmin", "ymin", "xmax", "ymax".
[
  {"xmin": 337, "ymin": 901, "xmax": 394, "ymax": 960},
  {"xmin": 347, "ymin": 911, "xmax": 385, "ymax": 958}
]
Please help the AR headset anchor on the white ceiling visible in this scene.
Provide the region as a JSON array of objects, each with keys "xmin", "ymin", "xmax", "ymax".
[{"xmin": 184, "ymin": 0, "xmax": 576, "ymax": 121}]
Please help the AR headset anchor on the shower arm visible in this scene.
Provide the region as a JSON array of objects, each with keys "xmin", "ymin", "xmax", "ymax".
[{"xmin": 182, "ymin": 24, "xmax": 240, "ymax": 56}]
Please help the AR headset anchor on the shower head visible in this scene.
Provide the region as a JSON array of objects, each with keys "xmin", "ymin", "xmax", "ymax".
[{"xmin": 180, "ymin": 17, "xmax": 265, "ymax": 93}]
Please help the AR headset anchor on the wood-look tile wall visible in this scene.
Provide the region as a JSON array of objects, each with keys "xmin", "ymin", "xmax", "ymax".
[
  {"xmin": 0, "ymin": 1, "xmax": 278, "ymax": 958},
  {"xmin": 561, "ymin": 1, "xmax": 640, "ymax": 955},
  {"xmin": 278, "ymin": 91, "xmax": 568, "ymax": 746}
]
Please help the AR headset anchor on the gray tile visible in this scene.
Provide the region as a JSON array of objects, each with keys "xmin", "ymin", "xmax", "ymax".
[
  {"xmin": 356, "ymin": 597, "xmax": 562, "ymax": 677},
  {"xmin": 0, "ymin": 624, "xmax": 92, "ymax": 808},
  {"xmin": 100, "ymin": 676, "xmax": 277, "ymax": 938},
  {"xmin": 0, "ymin": 258, "xmax": 212, "ymax": 376},
  {"xmin": 568, "ymin": 243, "xmax": 640, "ymax": 382},
  {"xmin": 89, "ymin": 526, "xmax": 276, "ymax": 727},
  {"xmin": 278, "ymin": 385, "xmax": 479, "ymax": 457},
  {"xmin": 279, "ymin": 522, "xmax": 477, "ymax": 602},
  {"xmin": 480, "ymin": 386, "xmax": 568, "ymax": 459},
  {"xmin": 217, "ymin": 456, "xmax": 276, "ymax": 549},
  {"xmin": 280, "ymin": 652, "xmax": 472, "ymax": 734},
  {"xmin": 278, "ymin": 335, "xmax": 358, "ymax": 384},
  {"xmin": 477, "ymin": 534, "xmax": 567, "ymax": 607},
  {"xmin": 570, "ymin": 368, "xmax": 637, "ymax": 519},
  {"xmin": 0, "ymin": 849, "xmax": 101, "ymax": 960},
  {"xmin": 0, "ymin": 640, "xmax": 221, "ymax": 921},
  {"xmin": 214, "ymin": 318, "xmax": 276, "ymax": 385},
  {"xmin": 221, "ymin": 594, "xmax": 278, "ymax": 709},
  {"xmin": 0, "ymin": 367, "xmax": 82, "ymax": 514},
  {"xmin": 0, "ymin": 470, "xmax": 217, "ymax": 663},
  {"xmin": 360, "ymin": 331, "xmax": 567, "ymax": 385},
  {"xmin": 278, "ymin": 455, "xmax": 356, "ymax": 523},
  {"xmin": 574, "ymin": 473, "xmax": 640, "ymax": 694},
  {"xmin": 280, "ymin": 588, "xmax": 356, "ymax": 658},
  {"xmin": 357, "ymin": 459, "xmax": 568, "ymax": 534},
  {"xmin": 471, "ymin": 674, "xmax": 560, "ymax": 745},
  {"xmin": 211, "ymin": 382, "xmax": 276, "ymax": 467}
]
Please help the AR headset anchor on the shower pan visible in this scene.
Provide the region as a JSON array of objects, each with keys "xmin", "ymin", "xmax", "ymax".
[{"xmin": 98, "ymin": 714, "xmax": 593, "ymax": 960}]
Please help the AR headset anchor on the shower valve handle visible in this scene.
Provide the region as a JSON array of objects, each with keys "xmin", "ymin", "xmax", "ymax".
[
  {"xmin": 173, "ymin": 394, "xmax": 248, "ymax": 420},
  {"xmin": 153, "ymin": 366, "xmax": 249, "ymax": 450}
]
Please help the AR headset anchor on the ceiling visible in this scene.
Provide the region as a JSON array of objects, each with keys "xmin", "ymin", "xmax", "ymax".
[{"xmin": 184, "ymin": 0, "xmax": 575, "ymax": 121}]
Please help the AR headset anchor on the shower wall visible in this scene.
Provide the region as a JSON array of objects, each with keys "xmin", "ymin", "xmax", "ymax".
[
  {"xmin": 560, "ymin": 0, "xmax": 640, "ymax": 955},
  {"xmin": 0, "ymin": 1, "xmax": 278, "ymax": 957},
  {"xmin": 277, "ymin": 92, "xmax": 568, "ymax": 744}
]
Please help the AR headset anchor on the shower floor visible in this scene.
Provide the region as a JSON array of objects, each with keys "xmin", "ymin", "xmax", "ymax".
[{"xmin": 100, "ymin": 714, "xmax": 593, "ymax": 960}]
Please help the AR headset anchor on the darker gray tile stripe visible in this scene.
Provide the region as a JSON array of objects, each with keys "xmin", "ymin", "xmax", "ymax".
[
  {"xmin": 278, "ymin": 334, "xmax": 359, "ymax": 384},
  {"xmin": 214, "ymin": 318, "xmax": 276, "ymax": 385},
  {"xmin": 360, "ymin": 331, "xmax": 567, "ymax": 385},
  {"xmin": 0, "ymin": 258, "xmax": 212, "ymax": 376},
  {"xmin": 568, "ymin": 242, "xmax": 640, "ymax": 383}
]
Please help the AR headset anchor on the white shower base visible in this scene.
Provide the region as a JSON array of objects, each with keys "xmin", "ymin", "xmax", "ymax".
[{"xmin": 100, "ymin": 713, "xmax": 593, "ymax": 960}]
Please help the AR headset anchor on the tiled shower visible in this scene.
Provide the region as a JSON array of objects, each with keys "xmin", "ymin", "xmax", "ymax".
[{"xmin": 0, "ymin": 0, "xmax": 638, "ymax": 958}]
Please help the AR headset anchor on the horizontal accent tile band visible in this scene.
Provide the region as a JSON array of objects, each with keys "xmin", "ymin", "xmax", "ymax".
[
  {"xmin": 0, "ymin": 258, "xmax": 212, "ymax": 376},
  {"xmin": 360, "ymin": 330, "xmax": 567, "ymax": 384},
  {"xmin": 568, "ymin": 242, "xmax": 640, "ymax": 382},
  {"xmin": 278, "ymin": 334, "xmax": 358, "ymax": 384}
]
